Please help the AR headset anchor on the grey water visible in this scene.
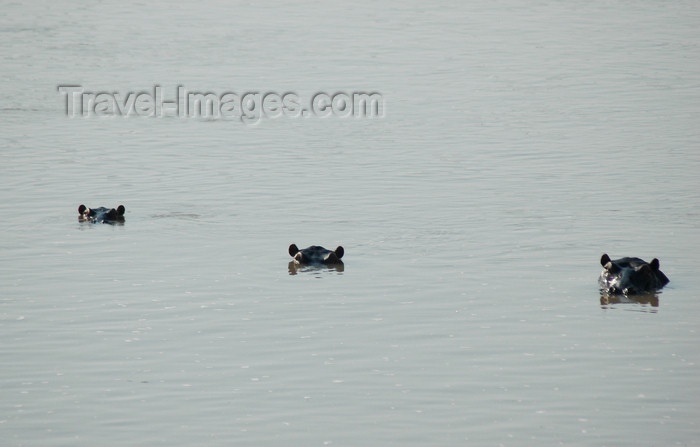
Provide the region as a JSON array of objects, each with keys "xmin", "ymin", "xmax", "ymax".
[{"xmin": 1, "ymin": 1, "xmax": 699, "ymax": 446}]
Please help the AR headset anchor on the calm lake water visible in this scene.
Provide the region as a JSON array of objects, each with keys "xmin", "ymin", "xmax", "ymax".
[{"xmin": 2, "ymin": 1, "xmax": 699, "ymax": 446}]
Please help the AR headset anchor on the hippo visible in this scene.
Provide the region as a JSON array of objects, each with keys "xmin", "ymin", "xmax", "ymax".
[
  {"xmin": 289, "ymin": 244, "xmax": 344, "ymax": 265},
  {"xmin": 598, "ymin": 253, "xmax": 669, "ymax": 295},
  {"xmin": 78, "ymin": 204, "xmax": 125, "ymax": 224}
]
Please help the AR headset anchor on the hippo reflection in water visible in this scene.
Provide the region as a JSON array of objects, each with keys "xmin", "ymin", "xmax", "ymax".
[
  {"xmin": 78, "ymin": 204, "xmax": 125, "ymax": 224},
  {"xmin": 598, "ymin": 253, "xmax": 669, "ymax": 296},
  {"xmin": 288, "ymin": 244, "xmax": 344, "ymax": 274}
]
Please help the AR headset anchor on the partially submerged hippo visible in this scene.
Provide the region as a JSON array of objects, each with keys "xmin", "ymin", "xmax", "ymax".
[
  {"xmin": 78, "ymin": 204, "xmax": 125, "ymax": 224},
  {"xmin": 289, "ymin": 244, "xmax": 344, "ymax": 265},
  {"xmin": 598, "ymin": 254, "xmax": 669, "ymax": 295}
]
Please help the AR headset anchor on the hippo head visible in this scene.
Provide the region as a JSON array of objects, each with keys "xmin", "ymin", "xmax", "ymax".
[
  {"xmin": 288, "ymin": 244, "xmax": 344, "ymax": 265},
  {"xmin": 78, "ymin": 204, "xmax": 126, "ymax": 224},
  {"xmin": 599, "ymin": 253, "xmax": 669, "ymax": 295}
]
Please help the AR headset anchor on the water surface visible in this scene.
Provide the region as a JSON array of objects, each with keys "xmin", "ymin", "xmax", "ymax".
[{"xmin": 1, "ymin": 1, "xmax": 699, "ymax": 446}]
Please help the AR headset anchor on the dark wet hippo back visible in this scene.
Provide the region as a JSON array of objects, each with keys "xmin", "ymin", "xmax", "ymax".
[
  {"xmin": 78, "ymin": 204, "xmax": 125, "ymax": 224},
  {"xmin": 289, "ymin": 244, "xmax": 344, "ymax": 265},
  {"xmin": 598, "ymin": 253, "xmax": 669, "ymax": 295}
]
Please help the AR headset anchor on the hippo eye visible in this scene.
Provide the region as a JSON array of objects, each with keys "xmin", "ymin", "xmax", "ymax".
[
  {"xmin": 606, "ymin": 263, "xmax": 620, "ymax": 273},
  {"xmin": 637, "ymin": 264, "xmax": 652, "ymax": 275}
]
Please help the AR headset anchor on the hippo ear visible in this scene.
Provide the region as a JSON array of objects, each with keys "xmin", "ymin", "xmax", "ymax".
[
  {"xmin": 117, "ymin": 205, "xmax": 125, "ymax": 216},
  {"xmin": 335, "ymin": 246, "xmax": 344, "ymax": 259},
  {"xmin": 289, "ymin": 244, "xmax": 299, "ymax": 257},
  {"xmin": 600, "ymin": 254, "xmax": 611, "ymax": 267},
  {"xmin": 78, "ymin": 204, "xmax": 87, "ymax": 215},
  {"xmin": 650, "ymin": 258, "xmax": 660, "ymax": 271}
]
